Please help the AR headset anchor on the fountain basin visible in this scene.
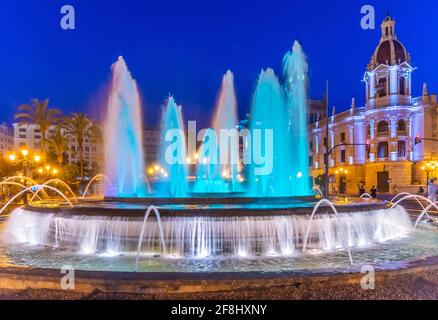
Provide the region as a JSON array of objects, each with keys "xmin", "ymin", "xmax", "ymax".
[
  {"xmin": 1, "ymin": 199, "xmax": 424, "ymax": 266},
  {"xmin": 30, "ymin": 196, "xmax": 387, "ymax": 216},
  {"xmin": 0, "ymin": 198, "xmax": 438, "ymax": 297},
  {"xmin": 0, "ymin": 255, "xmax": 437, "ymax": 296}
]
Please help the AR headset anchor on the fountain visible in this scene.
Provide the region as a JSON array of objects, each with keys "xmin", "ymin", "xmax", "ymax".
[
  {"xmin": 156, "ymin": 97, "xmax": 189, "ymax": 197},
  {"xmin": 302, "ymin": 199, "xmax": 353, "ymax": 264},
  {"xmin": 0, "ymin": 44, "xmax": 437, "ymax": 280},
  {"xmin": 193, "ymin": 71, "xmax": 240, "ymax": 193},
  {"xmin": 283, "ymin": 41, "xmax": 311, "ymax": 195},
  {"xmin": 246, "ymin": 68, "xmax": 291, "ymax": 196},
  {"xmin": 0, "ymin": 185, "xmax": 73, "ymax": 215},
  {"xmin": 2, "ymin": 204, "xmax": 414, "ymax": 260},
  {"xmin": 135, "ymin": 206, "xmax": 166, "ymax": 271},
  {"xmin": 82, "ymin": 174, "xmax": 113, "ymax": 198},
  {"xmin": 193, "ymin": 128, "xmax": 223, "ymax": 193},
  {"xmin": 31, "ymin": 178, "xmax": 76, "ymax": 202},
  {"xmin": 104, "ymin": 56, "xmax": 147, "ymax": 197}
]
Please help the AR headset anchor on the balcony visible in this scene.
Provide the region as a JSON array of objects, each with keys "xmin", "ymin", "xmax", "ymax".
[
  {"xmin": 396, "ymin": 130, "xmax": 407, "ymax": 136},
  {"xmin": 376, "ymin": 130, "xmax": 389, "ymax": 138},
  {"xmin": 367, "ymin": 95, "xmax": 411, "ymax": 109}
]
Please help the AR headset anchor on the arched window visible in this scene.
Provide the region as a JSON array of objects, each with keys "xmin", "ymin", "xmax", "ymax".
[
  {"xmin": 377, "ymin": 78, "xmax": 387, "ymax": 97},
  {"xmin": 399, "ymin": 77, "xmax": 406, "ymax": 95},
  {"xmin": 397, "ymin": 140, "xmax": 406, "ymax": 157},
  {"xmin": 397, "ymin": 119, "xmax": 406, "ymax": 132},
  {"xmin": 377, "ymin": 142, "xmax": 389, "ymax": 158},
  {"xmin": 377, "ymin": 121, "xmax": 389, "ymax": 133}
]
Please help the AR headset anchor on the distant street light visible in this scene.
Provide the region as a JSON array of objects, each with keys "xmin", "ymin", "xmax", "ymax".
[
  {"xmin": 7, "ymin": 148, "xmax": 44, "ymax": 205},
  {"xmin": 7, "ymin": 149, "xmax": 43, "ymax": 178},
  {"xmin": 421, "ymin": 161, "xmax": 437, "ymax": 190}
]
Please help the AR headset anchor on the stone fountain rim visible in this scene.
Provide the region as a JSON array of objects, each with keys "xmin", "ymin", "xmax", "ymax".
[
  {"xmin": 0, "ymin": 255, "xmax": 436, "ymax": 294},
  {"xmin": 23, "ymin": 199, "xmax": 390, "ymax": 217}
]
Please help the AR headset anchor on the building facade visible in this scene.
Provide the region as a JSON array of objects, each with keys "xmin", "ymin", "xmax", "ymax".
[
  {"xmin": 0, "ymin": 123, "xmax": 13, "ymax": 158},
  {"xmin": 143, "ymin": 126, "xmax": 160, "ymax": 165},
  {"xmin": 12, "ymin": 123, "xmax": 101, "ymax": 170},
  {"xmin": 309, "ymin": 16, "xmax": 438, "ymax": 195}
]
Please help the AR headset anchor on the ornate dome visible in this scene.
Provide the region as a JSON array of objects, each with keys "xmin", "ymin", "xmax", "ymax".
[
  {"xmin": 375, "ymin": 39, "xmax": 406, "ymax": 65},
  {"xmin": 368, "ymin": 16, "xmax": 410, "ymax": 70}
]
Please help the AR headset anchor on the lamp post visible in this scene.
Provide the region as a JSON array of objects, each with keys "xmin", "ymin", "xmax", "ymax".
[
  {"xmin": 421, "ymin": 161, "xmax": 437, "ymax": 193},
  {"xmin": 334, "ymin": 167, "xmax": 349, "ymax": 195},
  {"xmin": 324, "ymin": 142, "xmax": 369, "ymax": 197},
  {"xmin": 323, "ymin": 81, "xmax": 329, "ymax": 198},
  {"xmin": 8, "ymin": 149, "xmax": 42, "ymax": 179},
  {"xmin": 7, "ymin": 148, "xmax": 43, "ymax": 204},
  {"xmin": 37, "ymin": 164, "xmax": 60, "ymax": 179}
]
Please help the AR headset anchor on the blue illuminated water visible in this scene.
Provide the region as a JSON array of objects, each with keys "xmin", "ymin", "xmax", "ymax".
[
  {"xmin": 157, "ymin": 97, "xmax": 189, "ymax": 197},
  {"xmin": 193, "ymin": 71, "xmax": 240, "ymax": 193},
  {"xmin": 246, "ymin": 68, "xmax": 291, "ymax": 196},
  {"xmin": 104, "ymin": 57, "xmax": 147, "ymax": 197},
  {"xmin": 2, "ymin": 207, "xmax": 437, "ymax": 273},
  {"xmin": 102, "ymin": 44, "xmax": 312, "ymax": 198},
  {"xmin": 283, "ymin": 41, "xmax": 311, "ymax": 195},
  {"xmin": 246, "ymin": 41, "xmax": 311, "ymax": 197}
]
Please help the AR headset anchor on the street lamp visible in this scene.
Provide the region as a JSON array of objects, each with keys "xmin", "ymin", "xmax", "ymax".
[
  {"xmin": 421, "ymin": 161, "xmax": 437, "ymax": 191},
  {"xmin": 7, "ymin": 149, "xmax": 43, "ymax": 204},
  {"xmin": 323, "ymin": 142, "xmax": 369, "ymax": 198},
  {"xmin": 37, "ymin": 165, "xmax": 59, "ymax": 178},
  {"xmin": 332, "ymin": 167, "xmax": 349, "ymax": 195},
  {"xmin": 7, "ymin": 149, "xmax": 42, "ymax": 178}
]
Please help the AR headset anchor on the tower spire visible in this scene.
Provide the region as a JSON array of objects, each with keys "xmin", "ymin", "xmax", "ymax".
[
  {"xmin": 380, "ymin": 15, "xmax": 396, "ymax": 41},
  {"xmin": 423, "ymin": 83, "xmax": 428, "ymax": 96}
]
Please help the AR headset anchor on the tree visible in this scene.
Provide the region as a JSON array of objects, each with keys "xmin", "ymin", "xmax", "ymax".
[
  {"xmin": 47, "ymin": 125, "xmax": 69, "ymax": 167},
  {"xmin": 60, "ymin": 163, "xmax": 80, "ymax": 188},
  {"xmin": 62, "ymin": 113, "xmax": 99, "ymax": 181},
  {"xmin": 15, "ymin": 98, "xmax": 62, "ymax": 159}
]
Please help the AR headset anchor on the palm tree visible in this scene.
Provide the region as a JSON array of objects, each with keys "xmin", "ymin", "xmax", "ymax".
[
  {"xmin": 62, "ymin": 113, "xmax": 97, "ymax": 181},
  {"xmin": 15, "ymin": 98, "xmax": 62, "ymax": 159},
  {"xmin": 47, "ymin": 125, "xmax": 69, "ymax": 167}
]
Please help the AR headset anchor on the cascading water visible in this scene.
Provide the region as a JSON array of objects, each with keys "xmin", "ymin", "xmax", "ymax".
[
  {"xmin": 157, "ymin": 97, "xmax": 189, "ymax": 197},
  {"xmin": 104, "ymin": 56, "xmax": 147, "ymax": 197},
  {"xmin": 193, "ymin": 71, "xmax": 240, "ymax": 193},
  {"xmin": 3, "ymin": 206, "xmax": 413, "ymax": 258},
  {"xmin": 283, "ymin": 41, "xmax": 311, "ymax": 195}
]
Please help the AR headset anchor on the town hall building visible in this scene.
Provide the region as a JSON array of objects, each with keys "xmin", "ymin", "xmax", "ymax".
[{"xmin": 309, "ymin": 16, "xmax": 438, "ymax": 195}]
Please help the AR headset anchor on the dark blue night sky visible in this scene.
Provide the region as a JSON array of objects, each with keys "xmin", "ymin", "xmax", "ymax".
[{"xmin": 0, "ymin": 0, "xmax": 436, "ymax": 127}]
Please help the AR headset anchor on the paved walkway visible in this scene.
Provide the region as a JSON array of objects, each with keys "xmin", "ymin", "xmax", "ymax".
[{"xmin": 0, "ymin": 269, "xmax": 437, "ymax": 300}]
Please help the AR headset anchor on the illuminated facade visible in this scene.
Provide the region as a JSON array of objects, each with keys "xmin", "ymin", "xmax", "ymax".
[
  {"xmin": 12, "ymin": 123, "xmax": 101, "ymax": 170},
  {"xmin": 309, "ymin": 16, "xmax": 438, "ymax": 194},
  {"xmin": 0, "ymin": 123, "xmax": 13, "ymax": 158}
]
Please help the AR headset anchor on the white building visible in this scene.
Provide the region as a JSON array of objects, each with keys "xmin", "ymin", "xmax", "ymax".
[
  {"xmin": 0, "ymin": 123, "xmax": 13, "ymax": 157},
  {"xmin": 309, "ymin": 16, "xmax": 438, "ymax": 194},
  {"xmin": 12, "ymin": 123, "xmax": 101, "ymax": 169}
]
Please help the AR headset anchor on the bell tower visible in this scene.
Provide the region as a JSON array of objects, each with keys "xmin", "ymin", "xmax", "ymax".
[
  {"xmin": 364, "ymin": 15, "xmax": 413, "ymax": 110},
  {"xmin": 380, "ymin": 15, "xmax": 396, "ymax": 41}
]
